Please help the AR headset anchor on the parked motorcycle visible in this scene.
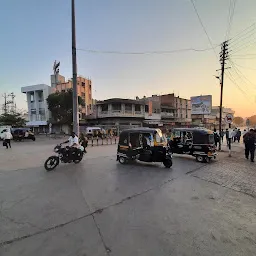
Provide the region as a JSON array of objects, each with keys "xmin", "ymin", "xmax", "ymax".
[{"xmin": 44, "ymin": 144, "xmax": 85, "ymax": 171}]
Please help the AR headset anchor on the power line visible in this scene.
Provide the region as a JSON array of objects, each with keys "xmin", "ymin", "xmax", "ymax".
[
  {"xmin": 226, "ymin": 70, "xmax": 252, "ymax": 100},
  {"xmin": 232, "ymin": 53, "xmax": 256, "ymax": 57},
  {"xmin": 76, "ymin": 46, "xmax": 219, "ymax": 55},
  {"xmin": 229, "ymin": 32, "xmax": 255, "ymax": 50},
  {"xmin": 190, "ymin": 0, "xmax": 218, "ymax": 59},
  {"xmin": 231, "ymin": 40, "xmax": 256, "ymax": 55},
  {"xmin": 229, "ymin": 59, "xmax": 256, "ymax": 88},
  {"xmin": 232, "ymin": 62, "xmax": 256, "ymax": 71},
  {"xmin": 225, "ymin": 0, "xmax": 237, "ymax": 40},
  {"xmin": 229, "ymin": 22, "xmax": 255, "ymax": 42}
]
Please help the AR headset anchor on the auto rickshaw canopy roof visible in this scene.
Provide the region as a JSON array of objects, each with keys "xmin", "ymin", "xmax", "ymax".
[{"xmin": 172, "ymin": 127, "xmax": 213, "ymax": 135}]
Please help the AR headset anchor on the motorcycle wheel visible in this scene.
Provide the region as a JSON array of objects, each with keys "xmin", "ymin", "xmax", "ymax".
[
  {"xmin": 163, "ymin": 159, "xmax": 172, "ymax": 168},
  {"xmin": 73, "ymin": 151, "xmax": 83, "ymax": 164},
  {"xmin": 44, "ymin": 156, "xmax": 59, "ymax": 171}
]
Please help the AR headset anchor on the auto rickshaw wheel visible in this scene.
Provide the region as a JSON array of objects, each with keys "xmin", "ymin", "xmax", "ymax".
[
  {"xmin": 163, "ymin": 159, "xmax": 172, "ymax": 168},
  {"xmin": 118, "ymin": 156, "xmax": 127, "ymax": 164},
  {"xmin": 204, "ymin": 156, "xmax": 210, "ymax": 163},
  {"xmin": 196, "ymin": 155, "xmax": 204, "ymax": 162}
]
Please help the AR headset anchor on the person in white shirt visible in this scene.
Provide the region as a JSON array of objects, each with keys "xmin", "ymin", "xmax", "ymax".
[
  {"xmin": 62, "ymin": 132, "xmax": 80, "ymax": 160},
  {"xmin": 2, "ymin": 129, "xmax": 12, "ymax": 149}
]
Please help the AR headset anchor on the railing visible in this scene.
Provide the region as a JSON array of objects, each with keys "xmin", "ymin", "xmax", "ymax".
[
  {"xmin": 161, "ymin": 112, "xmax": 174, "ymax": 118},
  {"xmin": 98, "ymin": 111, "xmax": 144, "ymax": 118}
]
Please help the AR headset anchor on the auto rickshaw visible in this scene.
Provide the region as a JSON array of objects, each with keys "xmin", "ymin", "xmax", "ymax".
[
  {"xmin": 169, "ymin": 127, "xmax": 217, "ymax": 162},
  {"xmin": 117, "ymin": 128, "xmax": 173, "ymax": 168}
]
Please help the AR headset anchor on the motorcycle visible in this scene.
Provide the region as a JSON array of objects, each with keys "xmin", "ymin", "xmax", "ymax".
[{"xmin": 44, "ymin": 144, "xmax": 85, "ymax": 171}]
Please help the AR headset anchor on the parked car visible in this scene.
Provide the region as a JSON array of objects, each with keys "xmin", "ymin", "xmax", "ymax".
[{"xmin": 11, "ymin": 128, "xmax": 36, "ymax": 141}]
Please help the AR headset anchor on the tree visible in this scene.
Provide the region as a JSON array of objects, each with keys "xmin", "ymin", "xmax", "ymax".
[
  {"xmin": 46, "ymin": 89, "xmax": 85, "ymax": 125},
  {"xmin": 0, "ymin": 112, "xmax": 26, "ymax": 127},
  {"xmin": 249, "ymin": 115, "xmax": 256, "ymax": 125},
  {"xmin": 233, "ymin": 116, "xmax": 244, "ymax": 125}
]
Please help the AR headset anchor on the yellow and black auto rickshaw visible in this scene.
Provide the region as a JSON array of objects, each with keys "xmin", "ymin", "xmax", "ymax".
[
  {"xmin": 117, "ymin": 128, "xmax": 173, "ymax": 168},
  {"xmin": 169, "ymin": 127, "xmax": 217, "ymax": 163}
]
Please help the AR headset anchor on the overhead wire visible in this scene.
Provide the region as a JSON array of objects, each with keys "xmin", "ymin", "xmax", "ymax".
[
  {"xmin": 76, "ymin": 45, "xmax": 220, "ymax": 55},
  {"xmin": 225, "ymin": 0, "xmax": 237, "ymax": 40},
  {"xmin": 229, "ymin": 32, "xmax": 256, "ymax": 50},
  {"xmin": 229, "ymin": 26, "xmax": 255, "ymax": 45},
  {"xmin": 229, "ymin": 23, "xmax": 255, "ymax": 42},
  {"xmin": 228, "ymin": 59, "xmax": 256, "ymax": 88},
  {"xmin": 233, "ymin": 63, "xmax": 256, "ymax": 71},
  {"xmin": 230, "ymin": 40, "xmax": 256, "ymax": 55},
  {"xmin": 189, "ymin": 0, "xmax": 218, "ymax": 59},
  {"xmin": 225, "ymin": 70, "xmax": 253, "ymax": 101}
]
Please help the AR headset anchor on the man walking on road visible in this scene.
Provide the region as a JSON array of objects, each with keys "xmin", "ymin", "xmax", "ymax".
[
  {"xmin": 213, "ymin": 128, "xmax": 220, "ymax": 148},
  {"xmin": 243, "ymin": 129, "xmax": 256, "ymax": 162},
  {"xmin": 2, "ymin": 129, "xmax": 12, "ymax": 149}
]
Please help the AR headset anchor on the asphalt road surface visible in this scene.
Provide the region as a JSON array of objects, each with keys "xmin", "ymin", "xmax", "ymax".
[{"xmin": 0, "ymin": 140, "xmax": 256, "ymax": 256}]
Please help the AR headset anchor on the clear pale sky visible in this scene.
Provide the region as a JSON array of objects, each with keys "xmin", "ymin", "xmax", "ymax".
[{"xmin": 0, "ymin": 0, "xmax": 256, "ymax": 117}]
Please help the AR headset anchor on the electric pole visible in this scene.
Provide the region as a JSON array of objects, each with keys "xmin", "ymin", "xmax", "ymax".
[
  {"xmin": 218, "ymin": 41, "xmax": 229, "ymax": 151},
  {"xmin": 71, "ymin": 0, "xmax": 79, "ymax": 135}
]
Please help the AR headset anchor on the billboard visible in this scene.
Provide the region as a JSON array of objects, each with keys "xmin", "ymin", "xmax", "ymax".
[{"xmin": 191, "ymin": 95, "xmax": 212, "ymax": 115}]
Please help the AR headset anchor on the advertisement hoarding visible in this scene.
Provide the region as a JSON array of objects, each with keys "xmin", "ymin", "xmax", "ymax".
[{"xmin": 190, "ymin": 95, "xmax": 212, "ymax": 115}]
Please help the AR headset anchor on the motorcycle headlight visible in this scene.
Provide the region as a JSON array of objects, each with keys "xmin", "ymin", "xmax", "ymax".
[{"xmin": 54, "ymin": 147, "xmax": 59, "ymax": 153}]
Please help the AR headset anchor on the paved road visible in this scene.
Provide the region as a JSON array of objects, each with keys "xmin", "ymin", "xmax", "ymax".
[{"xmin": 0, "ymin": 140, "xmax": 256, "ymax": 255}]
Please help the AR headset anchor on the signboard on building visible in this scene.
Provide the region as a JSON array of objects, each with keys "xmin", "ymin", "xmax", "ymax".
[{"xmin": 191, "ymin": 95, "xmax": 212, "ymax": 115}]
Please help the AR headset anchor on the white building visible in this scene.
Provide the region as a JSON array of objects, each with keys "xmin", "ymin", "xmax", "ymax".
[{"xmin": 21, "ymin": 84, "xmax": 52, "ymax": 131}]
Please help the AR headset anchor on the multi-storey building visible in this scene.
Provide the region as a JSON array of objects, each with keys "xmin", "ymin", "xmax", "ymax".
[
  {"xmin": 21, "ymin": 84, "xmax": 52, "ymax": 132},
  {"xmin": 191, "ymin": 106, "xmax": 235, "ymax": 130},
  {"xmin": 51, "ymin": 74, "xmax": 93, "ymax": 117},
  {"xmin": 87, "ymin": 94, "xmax": 192, "ymax": 131},
  {"xmin": 174, "ymin": 96, "xmax": 192, "ymax": 123}
]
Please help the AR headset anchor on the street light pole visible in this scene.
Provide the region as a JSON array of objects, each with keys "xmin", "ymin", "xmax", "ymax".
[{"xmin": 71, "ymin": 0, "xmax": 79, "ymax": 135}]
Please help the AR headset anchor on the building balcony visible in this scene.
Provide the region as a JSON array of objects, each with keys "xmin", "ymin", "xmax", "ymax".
[
  {"xmin": 98, "ymin": 110, "xmax": 144, "ymax": 118},
  {"xmin": 161, "ymin": 112, "xmax": 175, "ymax": 119}
]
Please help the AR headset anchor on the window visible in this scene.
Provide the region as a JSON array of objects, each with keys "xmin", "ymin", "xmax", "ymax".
[
  {"xmin": 155, "ymin": 133, "xmax": 162, "ymax": 143},
  {"xmin": 119, "ymin": 132, "xmax": 129, "ymax": 146},
  {"xmin": 112, "ymin": 103, "xmax": 121, "ymax": 111},
  {"xmin": 145, "ymin": 105, "xmax": 149, "ymax": 112},
  {"xmin": 31, "ymin": 109, "xmax": 36, "ymax": 114},
  {"xmin": 125, "ymin": 104, "xmax": 132, "ymax": 111},
  {"xmin": 135, "ymin": 104, "xmax": 141, "ymax": 112},
  {"xmin": 30, "ymin": 93, "xmax": 34, "ymax": 102},
  {"xmin": 101, "ymin": 104, "xmax": 108, "ymax": 112},
  {"xmin": 82, "ymin": 82, "xmax": 85, "ymax": 87}
]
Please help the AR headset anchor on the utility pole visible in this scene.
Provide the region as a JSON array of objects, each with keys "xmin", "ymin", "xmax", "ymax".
[
  {"xmin": 71, "ymin": 0, "xmax": 79, "ymax": 135},
  {"xmin": 218, "ymin": 41, "xmax": 229, "ymax": 151}
]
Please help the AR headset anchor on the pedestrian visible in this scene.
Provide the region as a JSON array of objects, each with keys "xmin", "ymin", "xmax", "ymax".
[
  {"xmin": 243, "ymin": 129, "xmax": 256, "ymax": 162},
  {"xmin": 2, "ymin": 129, "xmax": 12, "ymax": 149},
  {"xmin": 232, "ymin": 129, "xmax": 237, "ymax": 143},
  {"xmin": 237, "ymin": 129, "xmax": 241, "ymax": 143},
  {"xmin": 213, "ymin": 128, "xmax": 220, "ymax": 148},
  {"xmin": 220, "ymin": 129, "xmax": 224, "ymax": 143},
  {"xmin": 232, "ymin": 129, "xmax": 235, "ymax": 142},
  {"xmin": 225, "ymin": 128, "xmax": 229, "ymax": 145},
  {"xmin": 79, "ymin": 133, "xmax": 88, "ymax": 153}
]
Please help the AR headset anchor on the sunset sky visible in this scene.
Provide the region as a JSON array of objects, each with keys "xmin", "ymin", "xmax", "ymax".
[{"xmin": 0, "ymin": 0, "xmax": 256, "ymax": 117}]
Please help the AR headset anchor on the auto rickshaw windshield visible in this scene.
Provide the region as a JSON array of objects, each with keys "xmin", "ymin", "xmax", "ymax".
[{"xmin": 155, "ymin": 129, "xmax": 167, "ymax": 143}]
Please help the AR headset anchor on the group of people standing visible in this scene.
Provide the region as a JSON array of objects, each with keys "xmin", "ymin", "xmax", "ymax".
[{"xmin": 213, "ymin": 127, "xmax": 256, "ymax": 162}]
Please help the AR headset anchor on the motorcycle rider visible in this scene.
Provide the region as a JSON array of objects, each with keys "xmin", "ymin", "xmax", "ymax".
[{"xmin": 62, "ymin": 132, "xmax": 80, "ymax": 161}]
